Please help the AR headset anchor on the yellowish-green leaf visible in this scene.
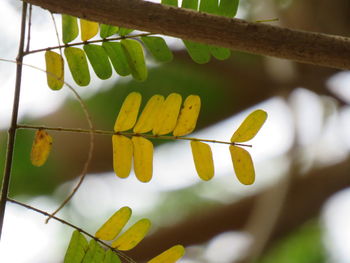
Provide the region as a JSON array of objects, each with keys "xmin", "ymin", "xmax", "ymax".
[
  {"xmin": 104, "ymin": 250, "xmax": 121, "ymax": 263},
  {"xmin": 153, "ymin": 93, "xmax": 182, "ymax": 135},
  {"xmin": 230, "ymin": 109, "xmax": 267, "ymax": 142},
  {"xmin": 111, "ymin": 219, "xmax": 151, "ymax": 251},
  {"xmin": 114, "ymin": 92, "xmax": 142, "ymax": 132},
  {"xmin": 229, "ymin": 145, "xmax": 255, "ymax": 185},
  {"xmin": 95, "ymin": 207, "xmax": 132, "ymax": 241},
  {"xmin": 141, "ymin": 36, "xmax": 173, "ymax": 63},
  {"xmin": 64, "ymin": 230, "xmax": 88, "ymax": 263},
  {"xmin": 118, "ymin": 28, "xmax": 134, "ymax": 36},
  {"xmin": 190, "ymin": 141, "xmax": 214, "ymax": 181},
  {"xmin": 30, "ymin": 129, "xmax": 53, "ymax": 167},
  {"xmin": 102, "ymin": 42, "xmax": 130, "ymax": 76},
  {"xmin": 45, "ymin": 50, "xmax": 64, "ymax": 90},
  {"xmin": 133, "ymin": 95, "xmax": 164, "ymax": 133},
  {"xmin": 64, "ymin": 47, "xmax": 90, "ymax": 86},
  {"xmin": 62, "ymin": 15, "xmax": 78, "ymax": 44},
  {"xmin": 173, "ymin": 95, "xmax": 201, "ymax": 136},
  {"xmin": 132, "ymin": 137, "xmax": 153, "ymax": 183},
  {"xmin": 82, "ymin": 239, "xmax": 105, "ymax": 263},
  {"xmin": 161, "ymin": 0, "xmax": 178, "ymax": 6},
  {"xmin": 121, "ymin": 39, "xmax": 147, "ymax": 81},
  {"xmin": 182, "ymin": 40, "xmax": 211, "ymax": 64},
  {"xmin": 80, "ymin": 19, "xmax": 99, "ymax": 41},
  {"xmin": 112, "ymin": 135, "xmax": 133, "ymax": 178},
  {"xmin": 83, "ymin": 44, "xmax": 112, "ymax": 80},
  {"xmin": 147, "ymin": 245, "xmax": 185, "ymax": 263}
]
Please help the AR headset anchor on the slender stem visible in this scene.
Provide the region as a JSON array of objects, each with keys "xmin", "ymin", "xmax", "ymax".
[
  {"xmin": 0, "ymin": 2, "xmax": 28, "ymax": 240},
  {"xmin": 24, "ymin": 32, "xmax": 153, "ymax": 55},
  {"xmin": 25, "ymin": 4, "xmax": 33, "ymax": 53},
  {"xmin": 17, "ymin": 124, "xmax": 252, "ymax": 147},
  {"xmin": 7, "ymin": 198, "xmax": 137, "ymax": 263}
]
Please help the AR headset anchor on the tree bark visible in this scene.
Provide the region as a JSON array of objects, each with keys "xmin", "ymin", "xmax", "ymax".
[{"xmin": 24, "ymin": 0, "xmax": 350, "ymax": 70}]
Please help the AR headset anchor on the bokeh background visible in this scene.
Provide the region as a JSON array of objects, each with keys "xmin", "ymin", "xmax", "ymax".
[{"xmin": 1, "ymin": 0, "xmax": 350, "ymax": 262}]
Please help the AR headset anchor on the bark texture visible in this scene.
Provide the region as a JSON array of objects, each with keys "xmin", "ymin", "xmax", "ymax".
[{"xmin": 24, "ymin": 0, "xmax": 350, "ymax": 69}]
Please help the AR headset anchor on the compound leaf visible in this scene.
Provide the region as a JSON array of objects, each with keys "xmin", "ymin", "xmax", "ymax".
[
  {"xmin": 45, "ymin": 50, "xmax": 64, "ymax": 90},
  {"xmin": 104, "ymin": 250, "xmax": 121, "ymax": 263},
  {"xmin": 231, "ymin": 109, "xmax": 267, "ymax": 142},
  {"xmin": 132, "ymin": 136, "xmax": 154, "ymax": 183},
  {"xmin": 229, "ymin": 145, "xmax": 255, "ymax": 185},
  {"xmin": 83, "ymin": 44, "xmax": 112, "ymax": 80},
  {"xmin": 64, "ymin": 47, "xmax": 90, "ymax": 86},
  {"xmin": 121, "ymin": 39, "xmax": 147, "ymax": 81},
  {"xmin": 153, "ymin": 93, "xmax": 182, "ymax": 135},
  {"xmin": 30, "ymin": 129, "xmax": 53, "ymax": 167},
  {"xmin": 62, "ymin": 15, "xmax": 79, "ymax": 44},
  {"xmin": 147, "ymin": 245, "xmax": 185, "ymax": 263},
  {"xmin": 133, "ymin": 95, "xmax": 164, "ymax": 133},
  {"xmin": 100, "ymin": 24, "xmax": 119, "ymax": 38},
  {"xmin": 95, "ymin": 207, "xmax": 132, "ymax": 241},
  {"xmin": 141, "ymin": 36, "xmax": 173, "ymax": 63},
  {"xmin": 111, "ymin": 219, "xmax": 151, "ymax": 251},
  {"xmin": 114, "ymin": 92, "xmax": 142, "ymax": 132},
  {"xmin": 190, "ymin": 141, "xmax": 214, "ymax": 181},
  {"xmin": 102, "ymin": 42, "xmax": 130, "ymax": 76},
  {"xmin": 80, "ymin": 19, "xmax": 99, "ymax": 41},
  {"xmin": 82, "ymin": 239, "xmax": 105, "ymax": 263},
  {"xmin": 173, "ymin": 95, "xmax": 201, "ymax": 136},
  {"xmin": 112, "ymin": 135, "xmax": 133, "ymax": 178},
  {"xmin": 64, "ymin": 230, "xmax": 88, "ymax": 263}
]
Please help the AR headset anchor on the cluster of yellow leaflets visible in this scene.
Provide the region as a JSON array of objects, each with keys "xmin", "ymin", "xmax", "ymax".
[
  {"xmin": 112, "ymin": 92, "xmax": 201, "ymax": 182},
  {"xmin": 64, "ymin": 206, "xmax": 185, "ymax": 263},
  {"xmin": 113, "ymin": 92, "xmax": 267, "ymax": 185}
]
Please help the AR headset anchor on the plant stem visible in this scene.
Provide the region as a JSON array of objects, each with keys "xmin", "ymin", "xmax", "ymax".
[
  {"xmin": 17, "ymin": 124, "xmax": 252, "ymax": 147},
  {"xmin": 0, "ymin": 2, "xmax": 28, "ymax": 240},
  {"xmin": 7, "ymin": 198, "xmax": 137, "ymax": 263}
]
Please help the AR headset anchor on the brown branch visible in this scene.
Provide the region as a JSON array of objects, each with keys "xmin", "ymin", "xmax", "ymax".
[{"xmin": 24, "ymin": 0, "xmax": 350, "ymax": 70}]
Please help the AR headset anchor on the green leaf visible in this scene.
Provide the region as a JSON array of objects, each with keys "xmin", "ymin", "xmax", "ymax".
[
  {"xmin": 102, "ymin": 42, "xmax": 130, "ymax": 76},
  {"xmin": 64, "ymin": 230, "xmax": 88, "ymax": 263},
  {"xmin": 182, "ymin": 0, "xmax": 199, "ymax": 10},
  {"xmin": 118, "ymin": 28, "xmax": 134, "ymax": 36},
  {"xmin": 121, "ymin": 39, "xmax": 148, "ymax": 81},
  {"xmin": 183, "ymin": 40, "xmax": 211, "ymax": 64},
  {"xmin": 199, "ymin": 0, "xmax": 218, "ymax": 14},
  {"xmin": 62, "ymin": 15, "xmax": 79, "ymax": 44},
  {"xmin": 218, "ymin": 0, "xmax": 239, "ymax": 17},
  {"xmin": 104, "ymin": 250, "xmax": 121, "ymax": 263},
  {"xmin": 83, "ymin": 44, "xmax": 112, "ymax": 80},
  {"xmin": 209, "ymin": 45, "xmax": 231, "ymax": 60},
  {"xmin": 141, "ymin": 36, "xmax": 173, "ymax": 63},
  {"xmin": 82, "ymin": 239, "xmax": 106, "ymax": 263},
  {"xmin": 161, "ymin": 0, "xmax": 178, "ymax": 6},
  {"xmin": 100, "ymin": 24, "xmax": 119, "ymax": 38},
  {"xmin": 64, "ymin": 47, "xmax": 90, "ymax": 86}
]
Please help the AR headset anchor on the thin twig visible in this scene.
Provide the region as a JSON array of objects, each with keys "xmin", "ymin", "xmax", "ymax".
[
  {"xmin": 16, "ymin": 124, "xmax": 252, "ymax": 148},
  {"xmin": 0, "ymin": 2, "xmax": 28, "ymax": 240},
  {"xmin": 25, "ymin": 4, "xmax": 33, "ymax": 52},
  {"xmin": 24, "ymin": 32, "xmax": 153, "ymax": 55},
  {"xmin": 7, "ymin": 198, "xmax": 137, "ymax": 263}
]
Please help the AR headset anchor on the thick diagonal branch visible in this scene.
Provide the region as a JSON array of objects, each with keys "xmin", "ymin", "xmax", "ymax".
[{"xmin": 24, "ymin": 0, "xmax": 350, "ymax": 69}]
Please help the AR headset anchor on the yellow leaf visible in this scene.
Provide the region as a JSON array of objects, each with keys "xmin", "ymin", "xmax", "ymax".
[
  {"xmin": 190, "ymin": 141, "xmax": 214, "ymax": 181},
  {"xmin": 173, "ymin": 95, "xmax": 201, "ymax": 136},
  {"xmin": 153, "ymin": 93, "xmax": 182, "ymax": 135},
  {"xmin": 231, "ymin": 109, "xmax": 267, "ymax": 142},
  {"xmin": 133, "ymin": 95, "xmax": 164, "ymax": 133},
  {"xmin": 95, "ymin": 207, "xmax": 132, "ymax": 241},
  {"xmin": 80, "ymin": 19, "xmax": 99, "ymax": 41},
  {"xmin": 30, "ymin": 130, "xmax": 53, "ymax": 167},
  {"xmin": 112, "ymin": 135, "xmax": 133, "ymax": 178},
  {"xmin": 111, "ymin": 218, "xmax": 151, "ymax": 251},
  {"xmin": 132, "ymin": 137, "xmax": 153, "ymax": 183},
  {"xmin": 45, "ymin": 51, "xmax": 64, "ymax": 90},
  {"xmin": 114, "ymin": 92, "xmax": 142, "ymax": 132},
  {"xmin": 147, "ymin": 245, "xmax": 185, "ymax": 263},
  {"xmin": 229, "ymin": 145, "xmax": 255, "ymax": 185}
]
